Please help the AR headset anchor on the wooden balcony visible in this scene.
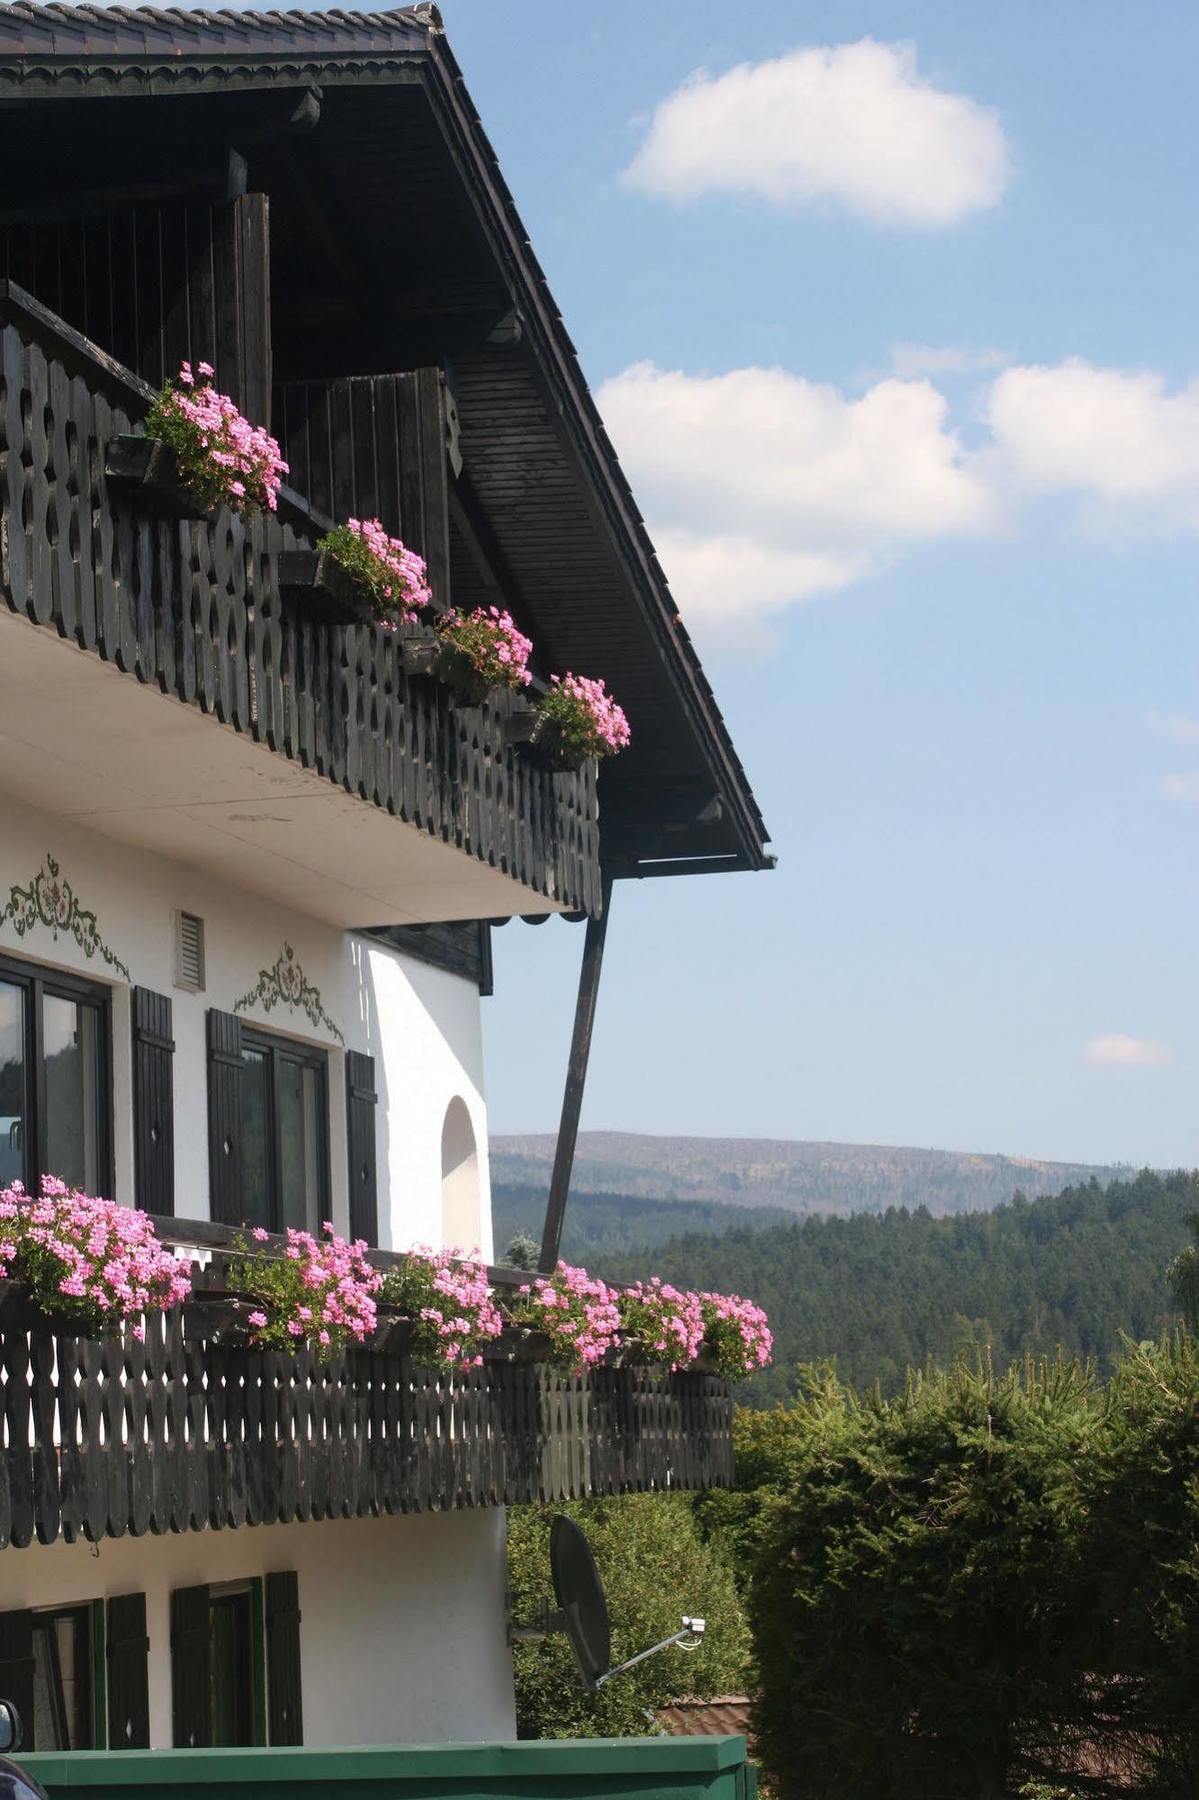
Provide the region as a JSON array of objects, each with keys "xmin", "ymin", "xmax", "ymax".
[
  {"xmin": 0, "ymin": 1303, "xmax": 734, "ymax": 1549},
  {"xmin": 0, "ymin": 280, "xmax": 602, "ymax": 925}
]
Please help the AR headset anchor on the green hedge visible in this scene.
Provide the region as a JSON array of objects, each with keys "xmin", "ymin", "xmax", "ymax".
[{"xmin": 733, "ymin": 1342, "xmax": 1199, "ymax": 1800}]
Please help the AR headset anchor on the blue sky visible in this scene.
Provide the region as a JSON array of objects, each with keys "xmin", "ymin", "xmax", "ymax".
[{"xmin": 432, "ymin": 0, "xmax": 1199, "ymax": 1167}]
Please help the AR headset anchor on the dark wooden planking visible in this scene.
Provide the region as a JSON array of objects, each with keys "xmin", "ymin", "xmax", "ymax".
[
  {"xmin": 0, "ymin": 1308, "xmax": 733, "ymax": 1549},
  {"xmin": 345, "ymin": 1050, "xmax": 379, "ymax": 1250},
  {"xmin": 131, "ymin": 987, "xmax": 175, "ymax": 1217},
  {"xmin": 364, "ymin": 921, "xmax": 493, "ymax": 993},
  {"xmin": 265, "ymin": 1571, "xmax": 304, "ymax": 1746},
  {"xmin": 0, "ymin": 285, "xmax": 600, "ymax": 915},
  {"xmin": 539, "ymin": 874, "xmax": 614, "ymax": 1273},
  {"xmin": 106, "ymin": 1592, "xmax": 151, "ymax": 1751},
  {"xmin": 205, "ymin": 1009, "xmax": 244, "ymax": 1227}
]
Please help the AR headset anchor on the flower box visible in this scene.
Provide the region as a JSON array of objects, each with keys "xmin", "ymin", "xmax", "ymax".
[
  {"xmin": 486, "ymin": 1325, "xmax": 554, "ymax": 1365},
  {"xmin": 0, "ymin": 1278, "xmax": 90, "ymax": 1339},
  {"xmin": 435, "ymin": 642, "xmax": 493, "ymax": 707},
  {"xmin": 399, "ymin": 631, "xmax": 443, "ymax": 678},
  {"xmin": 502, "ymin": 692, "xmax": 538, "ymax": 747},
  {"xmin": 104, "ymin": 434, "xmax": 212, "ymax": 521},
  {"xmin": 526, "ymin": 714, "xmax": 590, "ymax": 773},
  {"xmin": 398, "ymin": 635, "xmax": 496, "ymax": 706},
  {"xmin": 180, "ymin": 1294, "xmax": 259, "ymax": 1348},
  {"xmin": 277, "ymin": 548, "xmax": 378, "ymax": 628},
  {"xmin": 371, "ymin": 1305, "xmax": 416, "ymax": 1355},
  {"xmin": 604, "ymin": 1337, "xmax": 664, "ymax": 1371}
]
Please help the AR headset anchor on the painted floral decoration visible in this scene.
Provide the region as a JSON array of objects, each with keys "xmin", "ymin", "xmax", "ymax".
[
  {"xmin": 227, "ymin": 1223, "xmax": 380, "ymax": 1362},
  {"xmin": 1, "ymin": 853, "xmax": 130, "ymax": 978},
  {"xmin": 234, "ymin": 943, "xmax": 343, "ymax": 1044},
  {"xmin": 508, "ymin": 1262, "xmax": 623, "ymax": 1374},
  {"xmin": 146, "ymin": 361, "xmax": 288, "ymax": 514},
  {"xmin": 0, "ymin": 1177, "xmax": 191, "ymax": 1339},
  {"xmin": 317, "ymin": 518, "xmax": 433, "ymax": 626},
  {"xmin": 697, "ymin": 1290, "xmax": 774, "ymax": 1378},
  {"xmin": 533, "ymin": 672, "xmax": 631, "ymax": 763},
  {"xmin": 617, "ymin": 1276, "xmax": 707, "ymax": 1370},
  {"xmin": 434, "ymin": 606, "xmax": 534, "ymax": 692},
  {"xmin": 376, "ymin": 1247, "xmax": 503, "ymax": 1369}
]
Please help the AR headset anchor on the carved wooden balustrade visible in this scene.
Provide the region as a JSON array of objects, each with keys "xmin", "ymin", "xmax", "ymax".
[
  {"xmin": 0, "ymin": 279, "xmax": 601, "ymax": 917},
  {"xmin": 0, "ymin": 1309, "xmax": 734, "ymax": 1548}
]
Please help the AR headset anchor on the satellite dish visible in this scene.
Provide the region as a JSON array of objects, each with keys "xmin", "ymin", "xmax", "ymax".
[
  {"xmin": 510, "ymin": 1515, "xmax": 706, "ymax": 1692},
  {"xmin": 550, "ymin": 1515, "xmax": 612, "ymax": 1688}
]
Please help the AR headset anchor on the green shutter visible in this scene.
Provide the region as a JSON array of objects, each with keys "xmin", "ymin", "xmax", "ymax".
[
  {"xmin": 0, "ymin": 1609, "xmax": 34, "ymax": 1751},
  {"xmin": 170, "ymin": 1585, "xmax": 212, "ymax": 1748},
  {"xmin": 265, "ymin": 1572, "xmax": 303, "ymax": 1746},
  {"xmin": 106, "ymin": 1592, "xmax": 149, "ymax": 1750}
]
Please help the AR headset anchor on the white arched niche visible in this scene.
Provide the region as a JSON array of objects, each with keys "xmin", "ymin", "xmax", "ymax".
[{"xmin": 440, "ymin": 1096, "xmax": 481, "ymax": 1254}]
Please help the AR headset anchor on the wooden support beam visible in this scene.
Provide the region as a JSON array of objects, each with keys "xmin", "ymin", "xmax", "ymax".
[{"xmin": 539, "ymin": 873, "xmax": 614, "ymax": 1273}]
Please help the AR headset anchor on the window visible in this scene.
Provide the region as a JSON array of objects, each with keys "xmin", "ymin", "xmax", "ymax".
[
  {"xmin": 32, "ymin": 1606, "xmax": 99, "ymax": 1751},
  {"xmin": 240, "ymin": 1029, "xmax": 329, "ymax": 1234},
  {"xmin": 0, "ymin": 954, "xmax": 112, "ymax": 1194},
  {"xmin": 171, "ymin": 1574, "xmax": 301, "ymax": 1748}
]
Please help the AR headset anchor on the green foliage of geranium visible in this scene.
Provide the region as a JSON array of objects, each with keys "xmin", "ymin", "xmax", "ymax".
[{"xmin": 507, "ymin": 1492, "xmax": 750, "ymax": 1741}]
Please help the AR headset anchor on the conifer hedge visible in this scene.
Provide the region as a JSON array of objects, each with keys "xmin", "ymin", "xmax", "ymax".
[{"xmin": 741, "ymin": 1343, "xmax": 1199, "ymax": 1800}]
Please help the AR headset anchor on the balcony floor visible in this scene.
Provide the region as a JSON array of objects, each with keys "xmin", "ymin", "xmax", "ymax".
[{"xmin": 0, "ymin": 610, "xmax": 564, "ymax": 927}]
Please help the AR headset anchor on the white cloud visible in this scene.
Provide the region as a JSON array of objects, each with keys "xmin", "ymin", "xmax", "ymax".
[
  {"xmin": 1148, "ymin": 712, "xmax": 1199, "ymax": 744},
  {"xmin": 623, "ymin": 39, "xmax": 1010, "ymax": 228},
  {"xmin": 988, "ymin": 359, "xmax": 1199, "ymax": 521},
  {"xmin": 1084, "ymin": 1034, "xmax": 1171, "ymax": 1068},
  {"xmin": 1164, "ymin": 771, "xmax": 1199, "ymax": 803},
  {"xmin": 889, "ymin": 343, "xmax": 1010, "ymax": 380},
  {"xmin": 596, "ymin": 361, "xmax": 997, "ymax": 643}
]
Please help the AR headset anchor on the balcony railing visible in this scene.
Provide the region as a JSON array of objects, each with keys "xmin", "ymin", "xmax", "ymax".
[
  {"xmin": 0, "ymin": 280, "xmax": 602, "ymax": 919},
  {"xmin": 0, "ymin": 1303, "xmax": 734, "ymax": 1549}
]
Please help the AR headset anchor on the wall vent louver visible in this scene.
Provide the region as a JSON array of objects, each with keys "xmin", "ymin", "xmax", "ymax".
[{"xmin": 174, "ymin": 911, "xmax": 206, "ymax": 993}]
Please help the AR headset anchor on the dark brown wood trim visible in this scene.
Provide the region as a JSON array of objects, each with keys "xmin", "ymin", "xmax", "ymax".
[{"xmin": 538, "ymin": 872, "xmax": 614, "ymax": 1273}]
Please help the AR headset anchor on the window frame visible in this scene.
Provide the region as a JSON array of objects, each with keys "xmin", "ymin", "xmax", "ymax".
[
  {"xmin": 30, "ymin": 1600, "xmax": 105, "ymax": 1752},
  {"xmin": 0, "ymin": 950, "xmax": 114, "ymax": 1196},
  {"xmin": 239, "ymin": 1025, "xmax": 331, "ymax": 1236}
]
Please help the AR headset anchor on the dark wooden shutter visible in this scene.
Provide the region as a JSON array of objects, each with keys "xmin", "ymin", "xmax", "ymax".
[
  {"xmin": 345, "ymin": 1051, "xmax": 378, "ymax": 1247},
  {"xmin": 170, "ymin": 1584, "xmax": 211, "ymax": 1748},
  {"xmin": 106, "ymin": 1592, "xmax": 150, "ymax": 1750},
  {"xmin": 0, "ymin": 1609, "xmax": 34, "ymax": 1750},
  {"xmin": 132, "ymin": 988, "xmax": 175, "ymax": 1217},
  {"xmin": 265, "ymin": 1572, "xmax": 303, "ymax": 1746},
  {"xmin": 207, "ymin": 1010, "xmax": 243, "ymax": 1226}
]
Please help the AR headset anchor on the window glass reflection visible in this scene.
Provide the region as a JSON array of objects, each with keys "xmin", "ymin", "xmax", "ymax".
[
  {"xmin": 240, "ymin": 1047, "xmax": 271, "ymax": 1231},
  {"xmin": 0, "ymin": 981, "xmax": 26, "ymax": 1188},
  {"xmin": 278, "ymin": 1058, "xmax": 321, "ymax": 1233},
  {"xmin": 43, "ymin": 996, "xmax": 100, "ymax": 1191}
]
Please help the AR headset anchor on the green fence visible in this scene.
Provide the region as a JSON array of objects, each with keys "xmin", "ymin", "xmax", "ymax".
[{"xmin": 20, "ymin": 1738, "xmax": 756, "ymax": 1800}]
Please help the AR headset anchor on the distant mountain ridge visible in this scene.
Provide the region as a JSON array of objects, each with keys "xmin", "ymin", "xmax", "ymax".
[{"xmin": 490, "ymin": 1131, "xmax": 1133, "ymax": 1220}]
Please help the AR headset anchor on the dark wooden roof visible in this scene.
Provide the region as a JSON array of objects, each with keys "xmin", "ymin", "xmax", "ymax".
[{"xmin": 0, "ymin": 2, "xmax": 773, "ymax": 878}]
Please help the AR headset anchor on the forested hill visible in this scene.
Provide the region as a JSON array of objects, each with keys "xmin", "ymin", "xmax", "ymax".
[
  {"xmin": 492, "ymin": 1184, "xmax": 790, "ymax": 1262},
  {"xmin": 491, "ymin": 1131, "xmax": 1128, "ymax": 1219},
  {"xmin": 597, "ymin": 1170, "xmax": 1198, "ymax": 1403}
]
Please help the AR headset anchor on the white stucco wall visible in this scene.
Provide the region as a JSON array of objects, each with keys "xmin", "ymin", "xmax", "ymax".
[
  {"xmin": 0, "ymin": 792, "xmax": 492, "ymax": 1258},
  {"xmin": 0, "ymin": 1510, "xmax": 516, "ymax": 1747}
]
